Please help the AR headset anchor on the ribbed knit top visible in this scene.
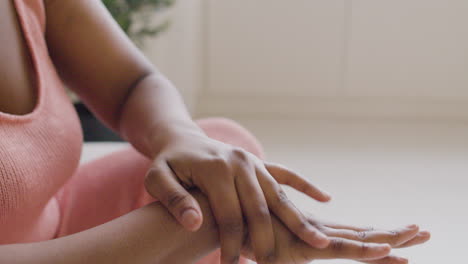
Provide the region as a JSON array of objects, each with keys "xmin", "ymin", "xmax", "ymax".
[{"xmin": 0, "ymin": 0, "xmax": 83, "ymax": 243}]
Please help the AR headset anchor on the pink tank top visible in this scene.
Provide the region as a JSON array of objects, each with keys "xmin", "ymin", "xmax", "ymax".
[{"xmin": 0, "ymin": 0, "xmax": 83, "ymax": 243}]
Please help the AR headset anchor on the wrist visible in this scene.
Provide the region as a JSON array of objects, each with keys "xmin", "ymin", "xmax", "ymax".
[
  {"xmin": 145, "ymin": 120, "xmax": 205, "ymax": 158},
  {"xmin": 160, "ymin": 190, "xmax": 220, "ymax": 262}
]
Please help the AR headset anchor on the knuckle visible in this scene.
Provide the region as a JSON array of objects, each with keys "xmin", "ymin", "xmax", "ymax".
[
  {"xmin": 165, "ymin": 191, "xmax": 190, "ymax": 209},
  {"xmin": 306, "ymin": 215, "xmax": 320, "ymax": 226},
  {"xmin": 296, "ymin": 184, "xmax": 309, "ymax": 194},
  {"xmin": 144, "ymin": 168, "xmax": 163, "ymax": 186},
  {"xmin": 270, "ymin": 188, "xmax": 294, "ymax": 213},
  {"xmin": 295, "ymin": 220, "xmax": 309, "ymax": 233},
  {"xmin": 389, "ymin": 230, "xmax": 401, "ymax": 245},
  {"xmin": 232, "ymin": 147, "xmax": 249, "ymax": 162},
  {"xmin": 253, "ymin": 205, "xmax": 270, "ymax": 221},
  {"xmin": 314, "ymin": 224, "xmax": 327, "ymax": 233},
  {"xmin": 209, "ymin": 157, "xmax": 231, "ymax": 171},
  {"xmin": 356, "ymin": 231, "xmax": 368, "ymax": 240},
  {"xmin": 274, "ymin": 189, "xmax": 290, "ymax": 206},
  {"xmin": 221, "ymin": 220, "xmax": 244, "ymax": 235},
  {"xmin": 330, "ymin": 238, "xmax": 345, "ymax": 252},
  {"xmin": 360, "ymin": 242, "xmax": 370, "ymax": 258}
]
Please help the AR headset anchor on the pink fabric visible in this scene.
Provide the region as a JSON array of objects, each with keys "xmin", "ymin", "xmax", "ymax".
[
  {"xmin": 0, "ymin": 0, "xmax": 83, "ymax": 244},
  {"xmin": 1, "ymin": 2, "xmax": 263, "ymax": 263},
  {"xmin": 56, "ymin": 118, "xmax": 261, "ymax": 264}
]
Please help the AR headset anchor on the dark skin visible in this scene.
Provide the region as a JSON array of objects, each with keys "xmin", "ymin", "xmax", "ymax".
[
  {"xmin": 0, "ymin": 0, "xmax": 431, "ymax": 263},
  {"xmin": 0, "ymin": 190, "xmax": 430, "ymax": 264},
  {"xmin": 0, "ymin": 0, "xmax": 37, "ymax": 115}
]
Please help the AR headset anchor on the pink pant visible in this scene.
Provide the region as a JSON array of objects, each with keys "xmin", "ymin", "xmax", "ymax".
[{"xmin": 55, "ymin": 118, "xmax": 264, "ymax": 264}]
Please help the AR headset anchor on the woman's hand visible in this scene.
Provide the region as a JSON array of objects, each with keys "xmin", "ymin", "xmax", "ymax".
[
  {"xmin": 143, "ymin": 123, "xmax": 332, "ymax": 264},
  {"xmin": 241, "ymin": 213, "xmax": 431, "ymax": 264}
]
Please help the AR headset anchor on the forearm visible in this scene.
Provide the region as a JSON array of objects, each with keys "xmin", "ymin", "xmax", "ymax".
[
  {"xmin": 0, "ymin": 191, "xmax": 218, "ymax": 264},
  {"xmin": 44, "ymin": 0, "xmax": 201, "ymax": 157},
  {"xmin": 118, "ymin": 73, "xmax": 204, "ymax": 158}
]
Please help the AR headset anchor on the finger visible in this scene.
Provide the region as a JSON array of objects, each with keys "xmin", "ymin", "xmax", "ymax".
[
  {"xmin": 395, "ymin": 230, "xmax": 431, "ymax": 248},
  {"xmin": 325, "ymin": 222, "xmax": 376, "ymax": 232},
  {"xmin": 257, "ymin": 166, "xmax": 330, "ymax": 249},
  {"xmin": 205, "ymin": 184, "xmax": 244, "ymax": 264},
  {"xmin": 264, "ymin": 161, "xmax": 331, "ymax": 202},
  {"xmin": 235, "ymin": 165, "xmax": 275, "ymax": 263},
  {"xmin": 363, "ymin": 255, "xmax": 409, "ymax": 264},
  {"xmin": 145, "ymin": 160, "xmax": 203, "ymax": 231},
  {"xmin": 304, "ymin": 237, "xmax": 391, "ymax": 260},
  {"xmin": 322, "ymin": 225, "xmax": 420, "ymax": 247}
]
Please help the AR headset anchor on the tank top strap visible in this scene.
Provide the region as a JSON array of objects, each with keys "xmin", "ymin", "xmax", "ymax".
[{"xmin": 15, "ymin": 0, "xmax": 46, "ymax": 34}]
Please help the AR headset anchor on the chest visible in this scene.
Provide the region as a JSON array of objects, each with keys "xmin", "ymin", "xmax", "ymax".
[
  {"xmin": 0, "ymin": 112, "xmax": 84, "ymax": 218},
  {"xmin": 0, "ymin": 0, "xmax": 37, "ymax": 115},
  {"xmin": 0, "ymin": 0, "xmax": 84, "ymax": 220}
]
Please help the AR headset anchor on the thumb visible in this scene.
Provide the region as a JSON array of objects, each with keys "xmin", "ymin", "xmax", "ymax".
[{"xmin": 144, "ymin": 160, "xmax": 203, "ymax": 231}]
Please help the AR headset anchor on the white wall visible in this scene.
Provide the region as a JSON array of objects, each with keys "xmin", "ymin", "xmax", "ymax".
[
  {"xmin": 196, "ymin": 0, "xmax": 468, "ymax": 121},
  {"xmin": 141, "ymin": 1, "xmax": 468, "ymax": 121},
  {"xmin": 142, "ymin": 0, "xmax": 204, "ymax": 113}
]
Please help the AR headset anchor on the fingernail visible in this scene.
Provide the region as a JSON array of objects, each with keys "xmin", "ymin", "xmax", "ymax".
[
  {"xmin": 419, "ymin": 230, "xmax": 431, "ymax": 237},
  {"xmin": 323, "ymin": 192, "xmax": 332, "ymax": 201},
  {"xmin": 406, "ymin": 224, "xmax": 418, "ymax": 229},
  {"xmin": 376, "ymin": 243, "xmax": 391, "ymax": 254},
  {"xmin": 312, "ymin": 233, "xmax": 330, "ymax": 248},
  {"xmin": 181, "ymin": 208, "xmax": 200, "ymax": 230},
  {"xmin": 396, "ymin": 256, "xmax": 409, "ymax": 264}
]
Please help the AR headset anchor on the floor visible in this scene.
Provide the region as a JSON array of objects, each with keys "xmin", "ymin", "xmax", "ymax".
[{"xmin": 82, "ymin": 119, "xmax": 468, "ymax": 264}]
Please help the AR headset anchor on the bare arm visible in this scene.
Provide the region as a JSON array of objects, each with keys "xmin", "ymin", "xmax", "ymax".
[
  {"xmin": 44, "ymin": 2, "xmax": 335, "ymax": 262},
  {"xmin": 0, "ymin": 191, "xmax": 218, "ymax": 264},
  {"xmin": 44, "ymin": 0, "xmax": 197, "ymax": 157},
  {"xmin": 0, "ymin": 187, "xmax": 430, "ymax": 264}
]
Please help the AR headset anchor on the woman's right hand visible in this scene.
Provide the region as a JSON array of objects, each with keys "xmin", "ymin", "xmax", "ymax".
[{"xmin": 240, "ymin": 213, "xmax": 430, "ymax": 264}]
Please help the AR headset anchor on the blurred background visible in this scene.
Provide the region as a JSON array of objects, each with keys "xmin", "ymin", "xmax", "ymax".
[{"xmin": 81, "ymin": 1, "xmax": 468, "ymax": 263}]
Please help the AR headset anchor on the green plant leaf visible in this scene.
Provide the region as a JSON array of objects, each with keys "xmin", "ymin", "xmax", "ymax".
[{"xmin": 102, "ymin": 0, "xmax": 175, "ymax": 44}]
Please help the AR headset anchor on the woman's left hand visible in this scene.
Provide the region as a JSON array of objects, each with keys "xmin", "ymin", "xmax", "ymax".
[
  {"xmin": 143, "ymin": 124, "xmax": 332, "ymax": 264},
  {"xmin": 241, "ymin": 212, "xmax": 431, "ymax": 264}
]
